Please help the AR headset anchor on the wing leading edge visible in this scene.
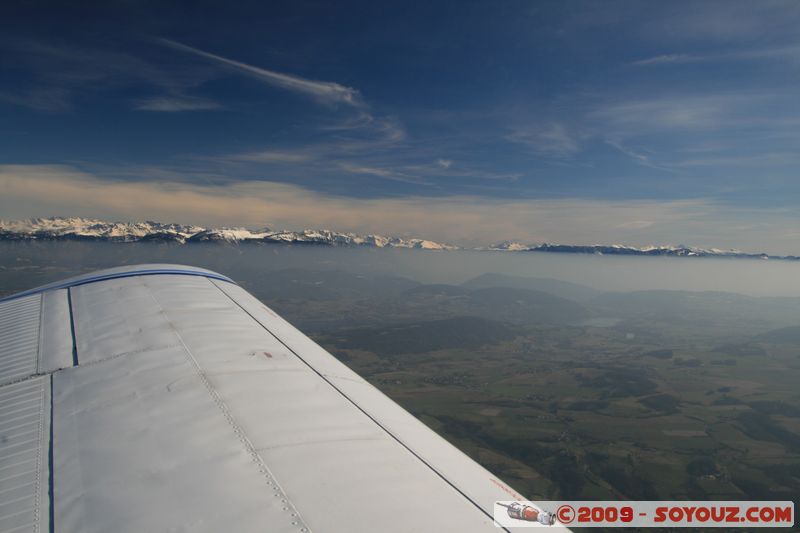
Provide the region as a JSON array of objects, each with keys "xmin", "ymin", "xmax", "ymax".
[{"xmin": 0, "ymin": 264, "xmax": 567, "ymax": 532}]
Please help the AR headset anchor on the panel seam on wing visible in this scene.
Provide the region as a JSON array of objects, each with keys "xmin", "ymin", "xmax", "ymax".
[
  {"xmin": 0, "ymin": 345, "xmax": 184, "ymax": 390},
  {"xmin": 0, "ymin": 371, "xmax": 52, "ymax": 389},
  {"xmin": 32, "ymin": 375, "xmax": 45, "ymax": 533},
  {"xmin": 73, "ymin": 344, "xmax": 184, "ymax": 369},
  {"xmin": 143, "ymin": 281, "xmax": 311, "ymax": 533},
  {"xmin": 35, "ymin": 294, "xmax": 44, "ymax": 376}
]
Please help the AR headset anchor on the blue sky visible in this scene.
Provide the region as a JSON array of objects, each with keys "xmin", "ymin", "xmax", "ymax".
[{"xmin": 2, "ymin": 1, "xmax": 800, "ymax": 251}]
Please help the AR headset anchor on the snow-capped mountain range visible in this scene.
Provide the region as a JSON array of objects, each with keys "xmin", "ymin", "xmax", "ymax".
[
  {"xmin": 0, "ymin": 217, "xmax": 457, "ymax": 250},
  {"xmin": 0, "ymin": 217, "xmax": 794, "ymax": 259},
  {"xmin": 484, "ymin": 241, "xmax": 787, "ymax": 259}
]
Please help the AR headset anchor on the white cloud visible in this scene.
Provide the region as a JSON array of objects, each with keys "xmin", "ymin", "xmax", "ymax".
[
  {"xmin": 603, "ymin": 138, "xmax": 675, "ymax": 172},
  {"xmin": 158, "ymin": 39, "xmax": 362, "ymax": 107},
  {"xmin": 338, "ymin": 163, "xmax": 431, "ymax": 185},
  {"xmin": 592, "ymin": 96, "xmax": 732, "ymax": 131},
  {"xmin": 135, "ymin": 95, "xmax": 222, "ymax": 112},
  {"xmin": 225, "ymin": 150, "xmax": 313, "ymax": 163},
  {"xmin": 630, "ymin": 45, "xmax": 800, "ymax": 68},
  {"xmin": 0, "ymin": 88, "xmax": 72, "ymax": 112},
  {"xmin": 1, "ymin": 164, "xmax": 798, "ymax": 253},
  {"xmin": 506, "ymin": 123, "xmax": 580, "ymax": 157},
  {"xmin": 629, "ymin": 53, "xmax": 698, "ymax": 66}
]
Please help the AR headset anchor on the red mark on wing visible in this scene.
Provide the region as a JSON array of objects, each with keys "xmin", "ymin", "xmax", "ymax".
[{"xmin": 490, "ymin": 478, "xmax": 523, "ymax": 500}]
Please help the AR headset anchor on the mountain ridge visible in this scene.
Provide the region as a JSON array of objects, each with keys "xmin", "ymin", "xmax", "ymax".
[{"xmin": 1, "ymin": 216, "xmax": 796, "ymax": 260}]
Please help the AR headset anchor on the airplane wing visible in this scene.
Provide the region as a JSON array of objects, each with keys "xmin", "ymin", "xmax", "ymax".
[{"xmin": 0, "ymin": 264, "xmax": 567, "ymax": 532}]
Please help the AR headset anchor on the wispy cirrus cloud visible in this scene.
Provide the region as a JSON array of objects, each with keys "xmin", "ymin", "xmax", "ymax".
[
  {"xmin": 0, "ymin": 88, "xmax": 72, "ymax": 112},
  {"xmin": 338, "ymin": 163, "xmax": 432, "ymax": 185},
  {"xmin": 135, "ymin": 95, "xmax": 223, "ymax": 112},
  {"xmin": 603, "ymin": 138, "xmax": 671, "ymax": 172},
  {"xmin": 316, "ymin": 111, "xmax": 407, "ymax": 142},
  {"xmin": 586, "ymin": 90, "xmax": 800, "ymax": 172},
  {"xmin": 629, "ymin": 53, "xmax": 699, "ymax": 66},
  {"xmin": 630, "ymin": 44, "xmax": 800, "ymax": 67},
  {"xmin": 153, "ymin": 38, "xmax": 407, "ymax": 147},
  {"xmin": 203, "ymin": 137, "xmax": 521, "ymax": 190},
  {"xmin": 506, "ymin": 123, "xmax": 581, "ymax": 157},
  {"xmin": 226, "ymin": 150, "xmax": 314, "ymax": 163},
  {"xmin": 590, "ymin": 95, "xmax": 738, "ymax": 131},
  {"xmin": 157, "ymin": 38, "xmax": 362, "ymax": 108}
]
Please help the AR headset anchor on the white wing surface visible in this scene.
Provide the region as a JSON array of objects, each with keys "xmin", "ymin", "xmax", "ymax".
[{"xmin": 0, "ymin": 264, "xmax": 567, "ymax": 532}]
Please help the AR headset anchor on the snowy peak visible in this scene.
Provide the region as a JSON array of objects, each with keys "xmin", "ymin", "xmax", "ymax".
[
  {"xmin": 486, "ymin": 241, "xmax": 531, "ymax": 252},
  {"xmin": 187, "ymin": 227, "xmax": 271, "ymax": 243}
]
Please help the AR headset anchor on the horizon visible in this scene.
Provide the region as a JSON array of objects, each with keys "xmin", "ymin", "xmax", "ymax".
[{"xmin": 1, "ymin": 214, "xmax": 796, "ymax": 258}]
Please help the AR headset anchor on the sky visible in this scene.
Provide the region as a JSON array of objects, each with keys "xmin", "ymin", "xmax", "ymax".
[{"xmin": 2, "ymin": 0, "xmax": 800, "ymax": 252}]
